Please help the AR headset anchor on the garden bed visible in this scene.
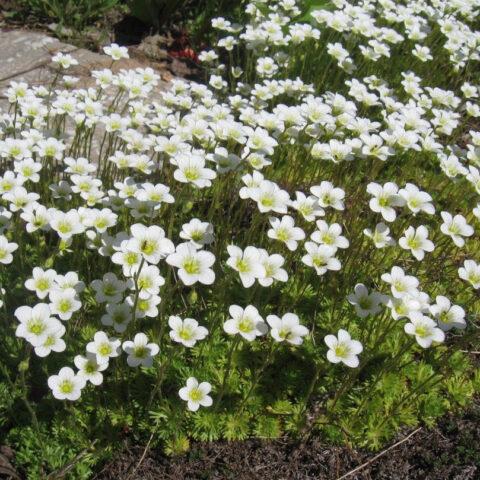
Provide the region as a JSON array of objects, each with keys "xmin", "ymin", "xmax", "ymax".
[
  {"xmin": 0, "ymin": 0, "xmax": 480, "ymax": 478},
  {"xmin": 97, "ymin": 401, "xmax": 480, "ymax": 480}
]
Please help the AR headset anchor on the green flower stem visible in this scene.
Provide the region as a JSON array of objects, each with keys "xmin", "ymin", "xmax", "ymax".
[
  {"xmin": 301, "ymin": 360, "xmax": 325, "ymax": 414},
  {"xmin": 215, "ymin": 336, "xmax": 241, "ymax": 410},
  {"xmin": 237, "ymin": 341, "xmax": 277, "ymax": 413},
  {"xmin": 130, "ymin": 258, "xmax": 146, "ymax": 325}
]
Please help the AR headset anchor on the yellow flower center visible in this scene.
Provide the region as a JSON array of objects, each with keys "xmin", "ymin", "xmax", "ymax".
[
  {"xmin": 238, "ymin": 317, "xmax": 254, "ymax": 333},
  {"xmin": 141, "ymin": 240, "xmax": 156, "ymax": 256},
  {"xmin": 98, "ymin": 343, "xmax": 112, "ymax": 356},
  {"xmin": 133, "ymin": 346, "xmax": 148, "ymax": 358},
  {"xmin": 184, "ymin": 167, "xmax": 200, "ymax": 181},
  {"xmin": 28, "ymin": 319, "xmax": 46, "ymax": 335},
  {"xmin": 188, "ymin": 388, "xmax": 203, "ymax": 402},
  {"xmin": 183, "ymin": 257, "xmax": 201, "ymax": 275},
  {"xmin": 178, "ymin": 326, "xmax": 193, "ymax": 341},
  {"xmin": 58, "ymin": 299, "xmax": 72, "ymax": 313},
  {"xmin": 334, "ymin": 343, "xmax": 350, "ymax": 358},
  {"xmin": 59, "ymin": 380, "xmax": 74, "ymax": 394}
]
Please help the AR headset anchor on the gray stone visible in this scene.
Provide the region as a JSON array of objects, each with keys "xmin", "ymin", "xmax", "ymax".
[
  {"xmin": 0, "ymin": 28, "xmax": 173, "ymax": 112},
  {"xmin": 0, "ymin": 29, "xmax": 76, "ymax": 84}
]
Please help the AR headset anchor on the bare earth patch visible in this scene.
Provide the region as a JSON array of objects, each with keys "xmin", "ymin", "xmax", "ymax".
[{"xmin": 95, "ymin": 401, "xmax": 480, "ymax": 480}]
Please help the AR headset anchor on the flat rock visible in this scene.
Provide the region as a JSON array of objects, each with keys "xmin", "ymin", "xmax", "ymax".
[{"xmin": 0, "ymin": 28, "xmax": 172, "ymax": 112}]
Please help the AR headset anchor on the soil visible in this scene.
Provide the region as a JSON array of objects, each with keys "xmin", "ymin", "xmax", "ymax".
[{"xmin": 94, "ymin": 402, "xmax": 480, "ymax": 480}]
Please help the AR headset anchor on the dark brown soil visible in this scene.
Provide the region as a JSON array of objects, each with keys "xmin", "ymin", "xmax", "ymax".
[{"xmin": 95, "ymin": 402, "xmax": 480, "ymax": 480}]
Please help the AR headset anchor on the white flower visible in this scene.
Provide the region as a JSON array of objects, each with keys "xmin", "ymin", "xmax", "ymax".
[
  {"xmin": 302, "ymin": 242, "xmax": 340, "ymax": 275},
  {"xmin": 91, "ymin": 273, "xmax": 127, "ymax": 304},
  {"xmin": 324, "ymin": 329, "xmax": 363, "ymax": 368},
  {"xmin": 347, "ymin": 284, "xmax": 386, "ymax": 318},
  {"xmin": 136, "ymin": 182, "xmax": 174, "ymax": 205},
  {"xmin": 166, "ymin": 242, "xmax": 215, "ymax": 285},
  {"xmin": 168, "ymin": 316, "xmax": 208, "ymax": 347},
  {"xmin": 311, "ymin": 220, "xmax": 349, "ymax": 250},
  {"xmin": 381, "ymin": 266, "xmax": 419, "ymax": 298},
  {"xmin": 223, "ymin": 305, "xmax": 267, "ymax": 341},
  {"xmin": 3, "ymin": 186, "xmax": 39, "ymax": 212},
  {"xmin": 24, "ymin": 267, "xmax": 57, "ymax": 299},
  {"xmin": 360, "ymin": 134, "xmax": 392, "ymax": 161},
  {"xmin": 103, "ymin": 43, "xmax": 129, "ymax": 60},
  {"xmin": 14, "ymin": 158, "xmax": 42, "ymax": 183},
  {"xmin": 387, "ymin": 295, "xmax": 423, "ymax": 321},
  {"xmin": 430, "ymin": 296, "xmax": 466, "ymax": 331},
  {"xmin": 246, "ymin": 127, "xmax": 278, "ymax": 155},
  {"xmin": 83, "ymin": 208, "xmax": 118, "ymax": 233},
  {"xmin": 239, "ymin": 171, "xmax": 264, "ymax": 200},
  {"xmin": 50, "ymin": 209, "xmax": 85, "ymax": 239},
  {"xmin": 363, "ymin": 222, "xmax": 395, "ymax": 248},
  {"xmin": 267, "ymin": 216, "xmax": 305, "ymax": 251},
  {"xmin": 458, "ymin": 260, "xmax": 480, "ymax": 289},
  {"xmin": 208, "ymin": 146, "xmax": 241, "ymax": 173},
  {"xmin": 15, "ymin": 303, "xmax": 61, "ymax": 346},
  {"xmin": 399, "ymin": 183, "xmax": 435, "ymax": 215},
  {"xmin": 1, "ymin": 139, "xmax": 30, "ymax": 161},
  {"xmin": 36, "ymin": 138, "xmax": 66, "ymax": 160},
  {"xmin": 101, "ymin": 302, "xmax": 132, "ymax": 333},
  {"xmin": 258, "ymin": 250, "xmax": 288, "ymax": 287},
  {"xmin": 86, "ymin": 331, "xmax": 121, "ymax": 365},
  {"xmin": 74, "ymin": 353, "xmax": 108, "ymax": 385},
  {"xmin": 367, "ymin": 182, "xmax": 405, "ymax": 222},
  {"xmin": 126, "ymin": 293, "xmax": 161, "ymax": 319},
  {"xmin": 226, "ymin": 245, "xmax": 266, "ymax": 288},
  {"xmin": 48, "ymin": 287, "xmax": 81, "ymax": 321},
  {"xmin": 34, "ymin": 322, "xmax": 66, "ymax": 358},
  {"xmin": 440, "ymin": 212, "xmax": 474, "ymax": 247},
  {"xmin": 412, "ymin": 44, "xmax": 432, "ymax": 62},
  {"xmin": 48, "ymin": 367, "xmax": 86, "ymax": 401},
  {"xmin": 173, "ymin": 154, "xmax": 216, "ymax": 188},
  {"xmin": 179, "ymin": 377, "xmax": 213, "ymax": 411},
  {"xmin": 180, "ymin": 218, "xmax": 214, "ymax": 249},
  {"xmin": 0, "ymin": 207, "xmax": 12, "ymax": 233},
  {"xmin": 111, "ymin": 241, "xmax": 142, "ymax": 276},
  {"xmin": 404, "ymin": 312, "xmax": 445, "ymax": 348},
  {"xmin": 290, "ymin": 191, "xmax": 324, "ymax": 221},
  {"xmin": 52, "ymin": 53, "xmax": 79, "ymax": 69},
  {"xmin": 473, "ymin": 204, "xmax": 480, "ymax": 221},
  {"xmin": 20, "ymin": 204, "xmax": 51, "ymax": 233},
  {"xmin": 399, "ymin": 225, "xmax": 434, "ymax": 261},
  {"xmin": 64, "ymin": 157, "xmax": 97, "ymax": 175},
  {"xmin": 209, "ymin": 74, "xmax": 227, "ymax": 90},
  {"xmin": 266, "ymin": 313, "xmax": 309, "ymax": 345},
  {"xmin": 256, "ymin": 57, "xmax": 278, "ymax": 77},
  {"xmin": 133, "ymin": 264, "xmax": 165, "ymax": 299},
  {"xmin": 0, "ymin": 171, "xmax": 21, "ymax": 194},
  {"xmin": 129, "ymin": 223, "xmax": 175, "ymax": 264},
  {"xmin": 122, "ymin": 333, "xmax": 159, "ymax": 367},
  {"xmin": 251, "ymin": 180, "xmax": 289, "ymax": 214},
  {"xmin": 0, "ymin": 235, "xmax": 18, "ymax": 264},
  {"xmin": 310, "ymin": 181, "xmax": 345, "ymax": 210}
]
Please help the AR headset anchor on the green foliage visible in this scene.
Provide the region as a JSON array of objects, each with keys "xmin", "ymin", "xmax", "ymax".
[
  {"xmin": 128, "ymin": 0, "xmax": 246, "ymax": 43},
  {"xmin": 19, "ymin": 0, "xmax": 121, "ymax": 30},
  {"xmin": 1, "ymin": 0, "xmax": 480, "ymax": 476},
  {"xmin": 6, "ymin": 424, "xmax": 96, "ymax": 479},
  {"xmin": 128, "ymin": 0, "xmax": 186, "ymax": 29}
]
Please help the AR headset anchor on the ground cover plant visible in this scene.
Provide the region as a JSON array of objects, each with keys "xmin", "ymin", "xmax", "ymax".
[
  {"xmin": 14, "ymin": 0, "xmax": 124, "ymax": 31},
  {"xmin": 1, "ymin": 0, "xmax": 480, "ymax": 477},
  {"xmin": 3, "ymin": 0, "xmax": 243, "ymax": 45}
]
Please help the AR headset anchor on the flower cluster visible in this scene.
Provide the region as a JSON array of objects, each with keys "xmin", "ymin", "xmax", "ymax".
[{"xmin": 0, "ymin": 0, "xmax": 478, "ymax": 442}]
